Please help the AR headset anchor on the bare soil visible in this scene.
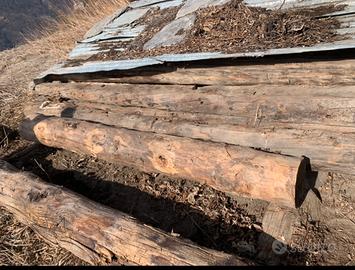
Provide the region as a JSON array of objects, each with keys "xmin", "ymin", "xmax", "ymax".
[{"xmin": 92, "ymin": 1, "xmax": 346, "ymax": 61}]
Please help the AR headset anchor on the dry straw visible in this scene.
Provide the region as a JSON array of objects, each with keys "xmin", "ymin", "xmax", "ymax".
[{"xmin": 26, "ymin": 0, "xmax": 128, "ymax": 59}]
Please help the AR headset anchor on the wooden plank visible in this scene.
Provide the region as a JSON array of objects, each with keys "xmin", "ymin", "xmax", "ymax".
[
  {"xmin": 0, "ymin": 160, "xmax": 249, "ymax": 266},
  {"xmin": 19, "ymin": 115, "xmax": 311, "ymax": 208}
]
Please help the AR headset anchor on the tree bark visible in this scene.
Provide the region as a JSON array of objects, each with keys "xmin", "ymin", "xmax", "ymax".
[
  {"xmin": 20, "ymin": 115, "xmax": 311, "ymax": 208},
  {"xmin": 0, "ymin": 160, "xmax": 250, "ymax": 266}
]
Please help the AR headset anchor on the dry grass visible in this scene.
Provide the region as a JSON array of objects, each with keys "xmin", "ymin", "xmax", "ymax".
[
  {"xmin": 26, "ymin": 0, "xmax": 129, "ymax": 59},
  {"xmin": 0, "ymin": 209, "xmax": 84, "ymax": 266},
  {"xmin": 0, "ymin": 0, "xmax": 128, "ymax": 128},
  {"xmin": 0, "ymin": 0, "xmax": 128, "ymax": 265}
]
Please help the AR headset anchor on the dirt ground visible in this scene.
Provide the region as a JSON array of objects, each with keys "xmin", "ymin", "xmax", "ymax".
[{"xmin": 0, "ymin": 42, "xmax": 355, "ymax": 266}]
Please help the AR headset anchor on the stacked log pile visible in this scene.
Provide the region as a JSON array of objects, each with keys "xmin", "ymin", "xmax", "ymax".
[
  {"xmin": 21, "ymin": 58, "xmax": 355, "ymax": 209},
  {"xmin": 9, "ymin": 0, "xmax": 355, "ymax": 265}
]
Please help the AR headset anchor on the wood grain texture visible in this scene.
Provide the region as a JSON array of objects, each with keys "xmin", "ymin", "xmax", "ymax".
[
  {"xmin": 25, "ymin": 95, "xmax": 355, "ymax": 174},
  {"xmin": 37, "ymin": 59, "xmax": 355, "ymax": 86},
  {"xmin": 34, "ymin": 83, "xmax": 355, "ymax": 127},
  {"xmin": 20, "ymin": 115, "xmax": 308, "ymax": 208},
  {"xmin": 0, "ymin": 160, "xmax": 249, "ymax": 266},
  {"xmin": 257, "ymin": 203, "xmax": 298, "ymax": 265}
]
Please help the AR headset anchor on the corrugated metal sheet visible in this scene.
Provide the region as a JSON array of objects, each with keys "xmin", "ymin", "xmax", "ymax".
[{"xmin": 37, "ymin": 0, "xmax": 355, "ymax": 81}]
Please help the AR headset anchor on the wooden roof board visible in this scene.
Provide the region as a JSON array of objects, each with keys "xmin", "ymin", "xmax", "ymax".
[{"xmin": 37, "ymin": 0, "xmax": 355, "ymax": 82}]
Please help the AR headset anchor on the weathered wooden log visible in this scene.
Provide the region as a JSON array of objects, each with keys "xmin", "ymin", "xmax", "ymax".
[
  {"xmin": 24, "ymin": 95, "xmax": 355, "ymax": 175},
  {"xmin": 34, "ymin": 83, "xmax": 355, "ymax": 127},
  {"xmin": 20, "ymin": 115, "xmax": 313, "ymax": 208},
  {"xmin": 257, "ymin": 204, "xmax": 298, "ymax": 265},
  {"xmin": 0, "ymin": 160, "xmax": 250, "ymax": 266},
  {"xmin": 36, "ymin": 59, "xmax": 355, "ymax": 86}
]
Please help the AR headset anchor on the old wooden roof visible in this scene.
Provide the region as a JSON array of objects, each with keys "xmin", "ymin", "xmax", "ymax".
[{"xmin": 37, "ymin": 0, "xmax": 355, "ymax": 82}]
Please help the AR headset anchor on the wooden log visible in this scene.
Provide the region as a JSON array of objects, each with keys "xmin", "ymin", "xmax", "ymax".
[
  {"xmin": 34, "ymin": 83, "xmax": 355, "ymax": 127},
  {"xmin": 257, "ymin": 204, "xmax": 298, "ymax": 265},
  {"xmin": 24, "ymin": 98, "xmax": 355, "ymax": 175},
  {"xmin": 0, "ymin": 160, "xmax": 250, "ymax": 266},
  {"xmin": 36, "ymin": 59, "xmax": 355, "ymax": 86},
  {"xmin": 19, "ymin": 115, "xmax": 312, "ymax": 209}
]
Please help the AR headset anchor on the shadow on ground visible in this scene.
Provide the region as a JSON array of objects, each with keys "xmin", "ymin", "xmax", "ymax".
[{"xmin": 5, "ymin": 143, "xmax": 308, "ymax": 265}]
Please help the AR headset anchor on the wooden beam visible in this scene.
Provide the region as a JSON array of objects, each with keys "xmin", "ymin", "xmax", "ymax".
[
  {"xmin": 36, "ymin": 59, "xmax": 355, "ymax": 86},
  {"xmin": 34, "ymin": 83, "xmax": 355, "ymax": 127},
  {"xmin": 24, "ymin": 99, "xmax": 355, "ymax": 175},
  {"xmin": 0, "ymin": 160, "xmax": 250, "ymax": 266},
  {"xmin": 20, "ymin": 115, "xmax": 312, "ymax": 208}
]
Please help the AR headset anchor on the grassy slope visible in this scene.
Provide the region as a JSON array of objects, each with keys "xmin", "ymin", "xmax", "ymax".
[{"xmin": 0, "ymin": 0, "xmax": 73, "ymax": 50}]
